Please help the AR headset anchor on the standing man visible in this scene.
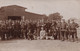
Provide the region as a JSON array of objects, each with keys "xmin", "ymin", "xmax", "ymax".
[
  {"xmin": 57, "ymin": 20, "xmax": 61, "ymax": 40},
  {"xmin": 20, "ymin": 21, "xmax": 25, "ymax": 39},
  {"xmin": 70, "ymin": 20, "xmax": 79, "ymax": 42},
  {"xmin": 66, "ymin": 20, "xmax": 71, "ymax": 40},
  {"xmin": 24, "ymin": 21, "xmax": 28, "ymax": 39},
  {"xmin": 7, "ymin": 19, "xmax": 13, "ymax": 39},
  {"xmin": 45, "ymin": 20, "xmax": 52, "ymax": 33},
  {"xmin": 51, "ymin": 20, "xmax": 57, "ymax": 40},
  {"xmin": 61, "ymin": 19, "xmax": 67, "ymax": 41},
  {"xmin": 0, "ymin": 21, "xmax": 6, "ymax": 40}
]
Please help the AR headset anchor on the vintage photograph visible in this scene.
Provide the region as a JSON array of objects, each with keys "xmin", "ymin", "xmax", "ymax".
[{"xmin": 0, "ymin": 0, "xmax": 80, "ymax": 51}]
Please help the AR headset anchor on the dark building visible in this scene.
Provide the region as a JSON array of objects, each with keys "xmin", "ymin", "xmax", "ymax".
[{"xmin": 0, "ymin": 5, "xmax": 45, "ymax": 20}]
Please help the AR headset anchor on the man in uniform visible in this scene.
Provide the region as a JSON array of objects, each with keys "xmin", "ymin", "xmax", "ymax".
[
  {"xmin": 51, "ymin": 20, "xmax": 57, "ymax": 40},
  {"xmin": 16, "ymin": 20, "xmax": 21, "ymax": 39},
  {"xmin": 27, "ymin": 21, "xmax": 34, "ymax": 40},
  {"xmin": 24, "ymin": 21, "xmax": 28, "ymax": 39},
  {"xmin": 0, "ymin": 21, "xmax": 6, "ymax": 40},
  {"xmin": 0, "ymin": 20, "xmax": 2, "ymax": 40},
  {"xmin": 56, "ymin": 20, "xmax": 61, "ymax": 40},
  {"xmin": 6, "ymin": 20, "xmax": 10, "ymax": 40},
  {"xmin": 61, "ymin": 19, "xmax": 67, "ymax": 41},
  {"xmin": 7, "ymin": 19, "xmax": 13, "ymax": 40},
  {"xmin": 45, "ymin": 20, "xmax": 52, "ymax": 33},
  {"xmin": 66, "ymin": 20, "xmax": 71, "ymax": 40},
  {"xmin": 70, "ymin": 19, "xmax": 79, "ymax": 42},
  {"xmin": 20, "ymin": 20, "xmax": 25, "ymax": 39}
]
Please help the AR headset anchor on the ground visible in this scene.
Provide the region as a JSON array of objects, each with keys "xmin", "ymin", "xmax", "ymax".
[
  {"xmin": 0, "ymin": 28, "xmax": 80, "ymax": 51},
  {"xmin": 0, "ymin": 39, "xmax": 80, "ymax": 51}
]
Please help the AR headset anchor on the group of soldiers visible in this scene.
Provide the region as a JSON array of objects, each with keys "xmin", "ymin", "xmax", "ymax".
[{"xmin": 0, "ymin": 19, "xmax": 79, "ymax": 42}]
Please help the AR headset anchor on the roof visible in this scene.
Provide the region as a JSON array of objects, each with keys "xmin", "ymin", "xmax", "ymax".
[
  {"xmin": 24, "ymin": 12, "xmax": 46, "ymax": 20},
  {"xmin": 1, "ymin": 5, "xmax": 27, "ymax": 9},
  {"xmin": 25, "ymin": 12, "xmax": 44, "ymax": 16}
]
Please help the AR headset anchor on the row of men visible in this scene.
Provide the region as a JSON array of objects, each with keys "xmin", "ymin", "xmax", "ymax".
[{"xmin": 0, "ymin": 19, "xmax": 79, "ymax": 42}]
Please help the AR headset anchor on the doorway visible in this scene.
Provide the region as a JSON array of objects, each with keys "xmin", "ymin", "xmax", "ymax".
[{"xmin": 8, "ymin": 16, "xmax": 21, "ymax": 20}]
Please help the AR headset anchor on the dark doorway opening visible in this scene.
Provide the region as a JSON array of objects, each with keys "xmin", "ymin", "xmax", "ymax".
[{"xmin": 8, "ymin": 16, "xmax": 21, "ymax": 20}]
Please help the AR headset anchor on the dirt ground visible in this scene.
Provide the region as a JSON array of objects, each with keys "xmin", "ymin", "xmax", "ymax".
[
  {"xmin": 0, "ymin": 28, "xmax": 80, "ymax": 51},
  {"xmin": 0, "ymin": 39, "xmax": 80, "ymax": 51}
]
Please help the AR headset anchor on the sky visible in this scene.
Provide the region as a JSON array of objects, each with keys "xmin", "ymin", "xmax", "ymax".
[{"xmin": 0, "ymin": 0, "xmax": 80, "ymax": 20}]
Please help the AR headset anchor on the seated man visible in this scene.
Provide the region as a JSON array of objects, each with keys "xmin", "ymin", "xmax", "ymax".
[
  {"xmin": 46, "ymin": 29, "xmax": 53, "ymax": 40},
  {"xmin": 27, "ymin": 30, "xmax": 34, "ymax": 40},
  {"xmin": 40, "ymin": 27, "xmax": 46, "ymax": 40}
]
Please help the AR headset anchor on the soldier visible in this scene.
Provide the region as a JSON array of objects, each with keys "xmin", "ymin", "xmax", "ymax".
[
  {"xmin": 70, "ymin": 20, "xmax": 79, "ymax": 42},
  {"xmin": 61, "ymin": 19, "xmax": 67, "ymax": 41},
  {"xmin": 13, "ymin": 20, "xmax": 20, "ymax": 39},
  {"xmin": 32, "ymin": 21, "xmax": 37, "ymax": 39},
  {"xmin": 40, "ymin": 27, "xmax": 46, "ymax": 40},
  {"xmin": 45, "ymin": 20, "xmax": 52, "ymax": 33},
  {"xmin": 46, "ymin": 29, "xmax": 53, "ymax": 40},
  {"xmin": 6, "ymin": 20, "xmax": 10, "ymax": 40},
  {"xmin": 20, "ymin": 20, "xmax": 25, "ymax": 39},
  {"xmin": 66, "ymin": 20, "xmax": 71, "ymax": 40},
  {"xmin": 56, "ymin": 20, "xmax": 61, "ymax": 40},
  {"xmin": 17, "ymin": 20, "xmax": 21, "ymax": 38},
  {"xmin": 0, "ymin": 21, "xmax": 2, "ymax": 40},
  {"xmin": 3, "ymin": 20, "xmax": 8, "ymax": 40},
  {"xmin": 36, "ymin": 21, "xmax": 41, "ymax": 39},
  {"xmin": 0, "ymin": 21, "xmax": 6, "ymax": 40},
  {"xmin": 27, "ymin": 29, "xmax": 34, "ymax": 40},
  {"xmin": 24, "ymin": 21, "xmax": 28, "ymax": 39},
  {"xmin": 7, "ymin": 20, "xmax": 13, "ymax": 39},
  {"xmin": 51, "ymin": 20, "xmax": 57, "ymax": 40}
]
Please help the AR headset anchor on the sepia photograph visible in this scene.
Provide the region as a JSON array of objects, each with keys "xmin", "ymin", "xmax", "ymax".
[{"xmin": 0, "ymin": 0, "xmax": 80, "ymax": 51}]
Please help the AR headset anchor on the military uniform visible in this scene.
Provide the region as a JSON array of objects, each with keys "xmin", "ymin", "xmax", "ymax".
[
  {"xmin": 46, "ymin": 29, "xmax": 53, "ymax": 40},
  {"xmin": 70, "ymin": 21, "xmax": 79, "ymax": 41},
  {"xmin": 61, "ymin": 21, "xmax": 67, "ymax": 41},
  {"xmin": 1, "ymin": 24, "xmax": 5, "ymax": 40},
  {"xmin": 56, "ymin": 21, "xmax": 61, "ymax": 40},
  {"xmin": 0, "ymin": 23, "xmax": 2, "ymax": 40},
  {"xmin": 24, "ymin": 23, "xmax": 28, "ymax": 39},
  {"xmin": 7, "ymin": 22, "xmax": 12, "ymax": 39},
  {"xmin": 51, "ymin": 21, "xmax": 57, "ymax": 40},
  {"xmin": 45, "ymin": 22, "xmax": 52, "ymax": 33},
  {"xmin": 21, "ymin": 22, "xmax": 25, "ymax": 39},
  {"xmin": 66, "ymin": 20, "xmax": 71, "ymax": 40}
]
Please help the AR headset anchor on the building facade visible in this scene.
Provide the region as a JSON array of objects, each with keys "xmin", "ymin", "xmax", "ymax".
[{"xmin": 0, "ymin": 5, "xmax": 45, "ymax": 20}]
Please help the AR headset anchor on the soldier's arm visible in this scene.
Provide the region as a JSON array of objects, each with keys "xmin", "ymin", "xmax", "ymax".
[{"xmin": 76, "ymin": 23, "xmax": 79, "ymax": 28}]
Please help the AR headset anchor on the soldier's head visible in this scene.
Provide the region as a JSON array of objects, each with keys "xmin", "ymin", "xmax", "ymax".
[
  {"xmin": 49, "ymin": 29, "xmax": 51, "ymax": 32},
  {"xmin": 61, "ymin": 19, "xmax": 65, "ymax": 23},
  {"xmin": 41, "ymin": 27, "xmax": 44, "ymax": 30},
  {"xmin": 71, "ymin": 19, "xmax": 74, "ymax": 23},
  {"xmin": 29, "ymin": 30, "xmax": 31, "ymax": 33},
  {"xmin": 18, "ymin": 20, "xmax": 19, "ymax": 22},
  {"xmin": 8, "ymin": 19, "xmax": 11, "ymax": 22},
  {"xmin": 68, "ymin": 20, "xmax": 70, "ymax": 23}
]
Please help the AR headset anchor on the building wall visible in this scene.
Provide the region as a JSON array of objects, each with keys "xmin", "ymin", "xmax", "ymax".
[
  {"xmin": 0, "ymin": 5, "xmax": 45, "ymax": 20},
  {"xmin": 4, "ymin": 6, "xmax": 25, "ymax": 17}
]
